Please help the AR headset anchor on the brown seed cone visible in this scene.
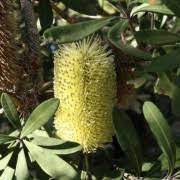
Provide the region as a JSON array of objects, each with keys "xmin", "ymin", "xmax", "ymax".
[
  {"xmin": 20, "ymin": 0, "xmax": 43, "ymax": 85},
  {"xmin": 0, "ymin": 0, "xmax": 43, "ymax": 116},
  {"xmin": 0, "ymin": 0, "xmax": 28, "ymax": 97}
]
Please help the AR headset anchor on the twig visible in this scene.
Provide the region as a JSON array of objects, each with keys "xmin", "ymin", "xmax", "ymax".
[{"xmin": 84, "ymin": 153, "xmax": 91, "ymax": 180}]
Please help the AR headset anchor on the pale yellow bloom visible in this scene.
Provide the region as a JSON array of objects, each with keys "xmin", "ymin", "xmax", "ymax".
[{"xmin": 54, "ymin": 37, "xmax": 116, "ymax": 152}]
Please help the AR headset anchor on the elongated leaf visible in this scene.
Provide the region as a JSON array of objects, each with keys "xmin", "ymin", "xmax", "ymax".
[
  {"xmin": 24, "ymin": 141, "xmax": 78, "ymax": 179},
  {"xmin": 135, "ymin": 30, "xmax": 180, "ymax": 45},
  {"xmin": 1, "ymin": 93, "xmax": 20, "ymax": 128},
  {"xmin": 113, "ymin": 108, "xmax": 142, "ymax": 175},
  {"xmin": 162, "ymin": 0, "xmax": 180, "ymax": 17},
  {"xmin": 107, "ymin": 20, "xmax": 152, "ymax": 61},
  {"xmin": 0, "ymin": 167, "xmax": 14, "ymax": 180},
  {"xmin": 143, "ymin": 101, "xmax": 176, "ymax": 175},
  {"xmin": 145, "ymin": 49, "xmax": 180, "ymax": 72},
  {"xmin": 44, "ymin": 17, "xmax": 115, "ymax": 43},
  {"xmin": 153, "ymin": 146, "xmax": 180, "ymax": 171},
  {"xmin": 21, "ymin": 98, "xmax": 59, "ymax": 137},
  {"xmin": 0, "ymin": 134, "xmax": 16, "ymax": 145},
  {"xmin": 30, "ymin": 136, "xmax": 82, "ymax": 154},
  {"xmin": 172, "ymin": 18, "xmax": 180, "ymax": 33},
  {"xmin": 15, "ymin": 149, "xmax": 29, "ymax": 180},
  {"xmin": 98, "ymin": 0, "xmax": 119, "ymax": 14},
  {"xmin": 131, "ymin": 3, "xmax": 174, "ymax": 16},
  {"xmin": 31, "ymin": 136, "xmax": 67, "ymax": 146},
  {"xmin": 0, "ymin": 152, "xmax": 13, "ymax": 170},
  {"xmin": 60, "ymin": 0, "xmax": 97, "ymax": 15},
  {"xmin": 43, "ymin": 145, "xmax": 82, "ymax": 155},
  {"xmin": 39, "ymin": 0, "xmax": 53, "ymax": 32}
]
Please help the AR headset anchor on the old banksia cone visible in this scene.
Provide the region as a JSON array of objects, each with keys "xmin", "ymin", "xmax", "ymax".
[
  {"xmin": 54, "ymin": 37, "xmax": 116, "ymax": 152},
  {"xmin": 0, "ymin": 0, "xmax": 43, "ymax": 115},
  {"xmin": 0, "ymin": 0, "xmax": 25, "ymax": 95}
]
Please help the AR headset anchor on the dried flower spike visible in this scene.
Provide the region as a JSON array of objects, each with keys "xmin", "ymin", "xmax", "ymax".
[
  {"xmin": 0, "ymin": 0, "xmax": 43, "ymax": 116},
  {"xmin": 54, "ymin": 37, "xmax": 116, "ymax": 152},
  {"xmin": 0, "ymin": 0, "xmax": 25, "ymax": 95}
]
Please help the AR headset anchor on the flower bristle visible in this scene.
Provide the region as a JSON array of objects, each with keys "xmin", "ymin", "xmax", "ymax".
[{"xmin": 54, "ymin": 37, "xmax": 116, "ymax": 152}]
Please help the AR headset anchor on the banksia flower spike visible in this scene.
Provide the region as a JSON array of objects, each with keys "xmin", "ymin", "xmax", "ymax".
[{"xmin": 54, "ymin": 37, "xmax": 116, "ymax": 152}]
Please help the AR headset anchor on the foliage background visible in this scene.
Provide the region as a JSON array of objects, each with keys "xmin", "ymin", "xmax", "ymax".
[{"xmin": 0, "ymin": 0, "xmax": 180, "ymax": 179}]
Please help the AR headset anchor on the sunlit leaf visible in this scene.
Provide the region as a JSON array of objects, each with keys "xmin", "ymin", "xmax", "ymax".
[
  {"xmin": 98, "ymin": 0, "xmax": 119, "ymax": 14},
  {"xmin": 15, "ymin": 149, "xmax": 29, "ymax": 180},
  {"xmin": 24, "ymin": 141, "xmax": 78, "ymax": 179},
  {"xmin": 21, "ymin": 98, "xmax": 59, "ymax": 137},
  {"xmin": 0, "ymin": 152, "xmax": 13, "ymax": 171},
  {"xmin": 31, "ymin": 136, "xmax": 67, "ymax": 146},
  {"xmin": 0, "ymin": 166, "xmax": 14, "ymax": 180},
  {"xmin": 131, "ymin": 3, "xmax": 174, "ymax": 16},
  {"xmin": 43, "ymin": 145, "xmax": 82, "ymax": 155}
]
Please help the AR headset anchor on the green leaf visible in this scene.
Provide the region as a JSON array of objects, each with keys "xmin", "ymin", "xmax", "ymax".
[
  {"xmin": 24, "ymin": 141, "xmax": 78, "ymax": 180},
  {"xmin": 172, "ymin": 18, "xmax": 180, "ymax": 33},
  {"xmin": 31, "ymin": 136, "xmax": 67, "ymax": 146},
  {"xmin": 0, "ymin": 152, "xmax": 13, "ymax": 170},
  {"xmin": 30, "ymin": 136, "xmax": 82, "ymax": 154},
  {"xmin": 156, "ymin": 146, "xmax": 180, "ymax": 171},
  {"xmin": 107, "ymin": 20, "xmax": 153, "ymax": 61},
  {"xmin": 98, "ymin": 0, "xmax": 119, "ymax": 14},
  {"xmin": 171, "ymin": 87, "xmax": 180, "ymax": 117},
  {"xmin": 113, "ymin": 108, "xmax": 142, "ymax": 175},
  {"xmin": 15, "ymin": 149, "xmax": 29, "ymax": 180},
  {"xmin": 162, "ymin": 0, "xmax": 180, "ymax": 17},
  {"xmin": 155, "ymin": 73, "xmax": 180, "ymax": 117},
  {"xmin": 42, "ymin": 145, "xmax": 82, "ymax": 155},
  {"xmin": 135, "ymin": 30, "xmax": 180, "ymax": 45},
  {"xmin": 0, "ymin": 134, "xmax": 16, "ymax": 145},
  {"xmin": 39, "ymin": 0, "xmax": 53, "ymax": 32},
  {"xmin": 1, "ymin": 93, "xmax": 20, "ymax": 128},
  {"xmin": 143, "ymin": 101, "xmax": 176, "ymax": 175},
  {"xmin": 44, "ymin": 17, "xmax": 115, "ymax": 43},
  {"xmin": 21, "ymin": 98, "xmax": 60, "ymax": 137},
  {"xmin": 131, "ymin": 3, "xmax": 174, "ymax": 16},
  {"xmin": 60, "ymin": 0, "xmax": 98, "ymax": 15},
  {"xmin": 0, "ymin": 167, "xmax": 14, "ymax": 180},
  {"xmin": 145, "ymin": 49, "xmax": 180, "ymax": 72}
]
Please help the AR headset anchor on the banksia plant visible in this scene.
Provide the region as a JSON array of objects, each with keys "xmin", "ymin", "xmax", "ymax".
[
  {"xmin": 54, "ymin": 37, "xmax": 116, "ymax": 152},
  {"xmin": 0, "ymin": 0, "xmax": 43, "ymax": 115}
]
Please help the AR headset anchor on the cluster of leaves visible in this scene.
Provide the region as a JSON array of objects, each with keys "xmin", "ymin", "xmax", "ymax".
[
  {"xmin": 0, "ymin": 94, "xmax": 81, "ymax": 179},
  {"xmin": 0, "ymin": 0, "xmax": 180, "ymax": 179}
]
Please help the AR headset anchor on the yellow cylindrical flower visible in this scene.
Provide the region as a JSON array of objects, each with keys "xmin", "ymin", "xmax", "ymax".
[{"xmin": 54, "ymin": 37, "xmax": 116, "ymax": 152}]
